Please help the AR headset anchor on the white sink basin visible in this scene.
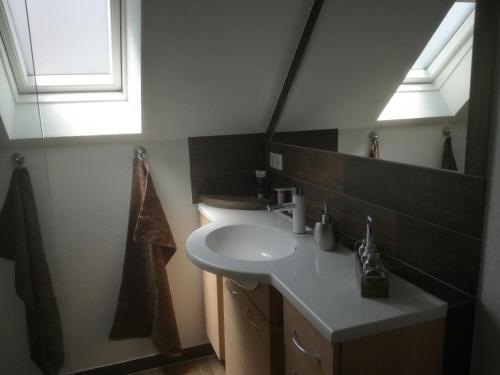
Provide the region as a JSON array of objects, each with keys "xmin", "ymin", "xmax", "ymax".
[{"xmin": 205, "ymin": 224, "xmax": 297, "ymax": 262}]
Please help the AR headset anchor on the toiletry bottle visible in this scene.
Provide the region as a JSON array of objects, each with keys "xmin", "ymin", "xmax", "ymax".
[
  {"xmin": 292, "ymin": 187, "xmax": 306, "ymax": 234},
  {"xmin": 313, "ymin": 203, "xmax": 337, "ymax": 251},
  {"xmin": 255, "ymin": 170, "xmax": 266, "ymax": 199}
]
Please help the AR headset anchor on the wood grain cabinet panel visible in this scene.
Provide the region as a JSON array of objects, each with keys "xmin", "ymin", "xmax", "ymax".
[
  {"xmin": 223, "ymin": 277, "xmax": 273, "ymax": 375},
  {"xmin": 284, "ymin": 299, "xmax": 445, "ymax": 375},
  {"xmin": 227, "ymin": 279, "xmax": 283, "ymax": 324},
  {"xmin": 200, "ymin": 214, "xmax": 225, "ymax": 360},
  {"xmin": 284, "ymin": 300, "xmax": 338, "ymax": 375},
  {"xmin": 340, "ymin": 319, "xmax": 445, "ymax": 375}
]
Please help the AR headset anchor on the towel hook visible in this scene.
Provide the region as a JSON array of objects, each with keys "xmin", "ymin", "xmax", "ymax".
[
  {"xmin": 12, "ymin": 152, "xmax": 25, "ymax": 167},
  {"xmin": 443, "ymin": 127, "xmax": 451, "ymax": 137},
  {"xmin": 368, "ymin": 131, "xmax": 379, "ymax": 141},
  {"xmin": 135, "ymin": 146, "xmax": 146, "ymax": 160}
]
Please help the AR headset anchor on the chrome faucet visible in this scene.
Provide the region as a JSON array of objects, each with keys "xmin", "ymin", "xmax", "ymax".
[{"xmin": 267, "ymin": 187, "xmax": 306, "ymax": 234}]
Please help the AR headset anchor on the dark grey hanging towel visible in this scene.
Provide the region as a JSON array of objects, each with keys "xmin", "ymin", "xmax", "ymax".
[
  {"xmin": 109, "ymin": 159, "xmax": 181, "ymax": 356},
  {"xmin": 441, "ymin": 136, "xmax": 458, "ymax": 171},
  {"xmin": 0, "ymin": 167, "xmax": 64, "ymax": 375}
]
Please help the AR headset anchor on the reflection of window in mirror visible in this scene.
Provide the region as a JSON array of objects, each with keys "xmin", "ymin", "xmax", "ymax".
[
  {"xmin": 0, "ymin": 0, "xmax": 141, "ymax": 139},
  {"xmin": 337, "ymin": 1, "xmax": 474, "ymax": 173},
  {"xmin": 379, "ymin": 2, "xmax": 474, "ymax": 121}
]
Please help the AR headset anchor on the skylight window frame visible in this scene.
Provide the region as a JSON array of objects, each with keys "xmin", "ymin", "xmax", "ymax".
[
  {"xmin": 0, "ymin": 0, "xmax": 125, "ymax": 102},
  {"xmin": 402, "ymin": 8, "xmax": 475, "ymax": 88}
]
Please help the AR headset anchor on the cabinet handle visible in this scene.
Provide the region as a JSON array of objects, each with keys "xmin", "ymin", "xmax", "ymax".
[
  {"xmin": 225, "ymin": 280, "xmax": 240, "ymax": 295},
  {"xmin": 244, "ymin": 307, "xmax": 263, "ymax": 329},
  {"xmin": 291, "ymin": 330, "xmax": 321, "ymax": 363}
]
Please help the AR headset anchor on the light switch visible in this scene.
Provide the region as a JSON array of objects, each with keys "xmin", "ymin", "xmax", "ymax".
[{"xmin": 269, "ymin": 152, "xmax": 283, "ymax": 170}]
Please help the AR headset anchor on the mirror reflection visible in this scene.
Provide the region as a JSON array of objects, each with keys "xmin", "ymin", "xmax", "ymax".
[{"xmin": 275, "ymin": 0, "xmax": 474, "ymax": 173}]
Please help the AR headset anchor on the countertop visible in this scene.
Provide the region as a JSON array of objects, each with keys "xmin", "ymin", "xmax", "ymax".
[{"xmin": 186, "ymin": 203, "xmax": 447, "ymax": 344}]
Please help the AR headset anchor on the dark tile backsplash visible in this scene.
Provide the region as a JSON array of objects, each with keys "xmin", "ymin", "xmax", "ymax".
[
  {"xmin": 272, "ymin": 129, "xmax": 338, "ymax": 151},
  {"xmin": 188, "ymin": 134, "xmax": 266, "ymax": 202},
  {"xmin": 343, "ymin": 155, "xmax": 485, "ymax": 238},
  {"xmin": 267, "ymin": 139, "xmax": 484, "ymax": 375},
  {"xmin": 268, "ymin": 141, "xmax": 485, "ymax": 297}
]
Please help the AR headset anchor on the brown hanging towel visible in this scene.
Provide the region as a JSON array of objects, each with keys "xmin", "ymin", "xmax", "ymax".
[
  {"xmin": 441, "ymin": 136, "xmax": 458, "ymax": 171},
  {"xmin": 0, "ymin": 167, "xmax": 64, "ymax": 375},
  {"xmin": 109, "ymin": 158, "xmax": 181, "ymax": 356}
]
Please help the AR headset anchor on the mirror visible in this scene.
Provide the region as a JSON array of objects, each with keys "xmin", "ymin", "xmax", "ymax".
[
  {"xmin": 273, "ymin": 0, "xmax": 475, "ymax": 174},
  {"xmin": 0, "ymin": 0, "xmax": 42, "ymax": 140}
]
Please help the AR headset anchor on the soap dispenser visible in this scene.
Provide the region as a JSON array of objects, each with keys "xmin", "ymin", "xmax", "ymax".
[{"xmin": 313, "ymin": 203, "xmax": 337, "ymax": 251}]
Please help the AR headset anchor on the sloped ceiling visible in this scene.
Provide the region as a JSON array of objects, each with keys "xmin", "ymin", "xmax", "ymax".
[
  {"xmin": 275, "ymin": 0, "xmax": 456, "ymax": 132},
  {"xmin": 141, "ymin": 0, "xmax": 313, "ymax": 139}
]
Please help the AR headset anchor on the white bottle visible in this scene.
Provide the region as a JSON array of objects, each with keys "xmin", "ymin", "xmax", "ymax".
[{"xmin": 292, "ymin": 188, "xmax": 305, "ymax": 234}]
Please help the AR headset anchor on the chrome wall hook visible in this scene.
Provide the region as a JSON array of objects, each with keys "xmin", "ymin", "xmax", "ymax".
[
  {"xmin": 443, "ymin": 127, "xmax": 451, "ymax": 137},
  {"xmin": 12, "ymin": 153, "xmax": 25, "ymax": 167},
  {"xmin": 135, "ymin": 146, "xmax": 146, "ymax": 160}
]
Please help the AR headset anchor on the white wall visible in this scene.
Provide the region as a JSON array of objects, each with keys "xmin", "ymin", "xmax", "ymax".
[
  {"xmin": 338, "ymin": 116, "xmax": 467, "ymax": 172},
  {"xmin": 0, "ymin": 140, "xmax": 206, "ymax": 374},
  {"xmin": 141, "ymin": 0, "xmax": 312, "ymax": 138},
  {"xmin": 275, "ymin": 0, "xmax": 454, "ymax": 132}
]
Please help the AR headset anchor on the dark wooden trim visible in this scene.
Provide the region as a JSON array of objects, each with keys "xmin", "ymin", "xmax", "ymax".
[
  {"xmin": 465, "ymin": 0, "xmax": 500, "ymax": 176},
  {"xmin": 265, "ymin": 0, "xmax": 325, "ymax": 142},
  {"xmin": 71, "ymin": 343, "xmax": 214, "ymax": 375}
]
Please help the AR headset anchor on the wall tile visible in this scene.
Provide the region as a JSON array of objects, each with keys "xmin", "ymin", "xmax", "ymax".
[
  {"xmin": 189, "ymin": 142, "xmax": 265, "ymax": 175},
  {"xmin": 190, "ymin": 171, "xmax": 259, "ymax": 202},
  {"xmin": 188, "ymin": 134, "xmax": 266, "ymax": 202},
  {"xmin": 273, "ymin": 129, "xmax": 338, "ymax": 151},
  {"xmin": 343, "ymin": 154, "xmax": 486, "ymax": 238},
  {"xmin": 269, "ymin": 142, "xmax": 484, "ymax": 297},
  {"xmin": 343, "ymin": 155, "xmax": 400, "ymax": 209},
  {"xmin": 331, "ymin": 192, "xmax": 398, "ymax": 254},
  {"xmin": 274, "ymin": 144, "xmax": 343, "ymax": 192},
  {"xmin": 188, "ymin": 133, "xmax": 265, "ymax": 147},
  {"xmin": 396, "ymin": 214, "xmax": 481, "ymax": 295}
]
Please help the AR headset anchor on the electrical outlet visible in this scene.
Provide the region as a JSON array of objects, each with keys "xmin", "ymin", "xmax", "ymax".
[{"xmin": 269, "ymin": 152, "xmax": 283, "ymax": 170}]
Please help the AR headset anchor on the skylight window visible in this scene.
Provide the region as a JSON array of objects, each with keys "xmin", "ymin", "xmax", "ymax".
[
  {"xmin": 412, "ymin": 2, "xmax": 475, "ymax": 70},
  {"xmin": 378, "ymin": 2, "xmax": 475, "ymax": 121},
  {"xmin": 0, "ymin": 0, "xmax": 122, "ymax": 94},
  {"xmin": 0, "ymin": 0, "xmax": 141, "ymax": 140}
]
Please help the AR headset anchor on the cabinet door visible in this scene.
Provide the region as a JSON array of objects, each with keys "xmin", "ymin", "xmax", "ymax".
[
  {"xmin": 228, "ymin": 279, "xmax": 283, "ymax": 324},
  {"xmin": 200, "ymin": 214, "xmax": 225, "ymax": 360},
  {"xmin": 203, "ymin": 271, "xmax": 224, "ymax": 360},
  {"xmin": 224, "ymin": 277, "xmax": 271, "ymax": 375},
  {"xmin": 284, "ymin": 300, "xmax": 337, "ymax": 375}
]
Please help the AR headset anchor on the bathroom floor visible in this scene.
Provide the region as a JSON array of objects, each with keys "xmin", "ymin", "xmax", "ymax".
[{"xmin": 130, "ymin": 356, "xmax": 225, "ymax": 375}]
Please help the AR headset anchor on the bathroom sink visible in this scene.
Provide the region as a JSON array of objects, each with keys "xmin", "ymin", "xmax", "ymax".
[{"xmin": 205, "ymin": 224, "xmax": 297, "ymax": 262}]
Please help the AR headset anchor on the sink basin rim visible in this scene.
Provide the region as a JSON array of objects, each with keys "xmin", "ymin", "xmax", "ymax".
[{"xmin": 205, "ymin": 223, "xmax": 298, "ymax": 262}]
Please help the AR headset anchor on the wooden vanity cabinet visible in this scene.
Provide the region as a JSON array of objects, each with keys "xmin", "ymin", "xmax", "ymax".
[
  {"xmin": 284, "ymin": 299, "xmax": 338, "ymax": 375},
  {"xmin": 198, "ymin": 211, "xmax": 444, "ymax": 375},
  {"xmin": 223, "ymin": 278, "xmax": 284, "ymax": 375},
  {"xmin": 200, "ymin": 214, "xmax": 225, "ymax": 360},
  {"xmin": 284, "ymin": 299, "xmax": 445, "ymax": 375}
]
